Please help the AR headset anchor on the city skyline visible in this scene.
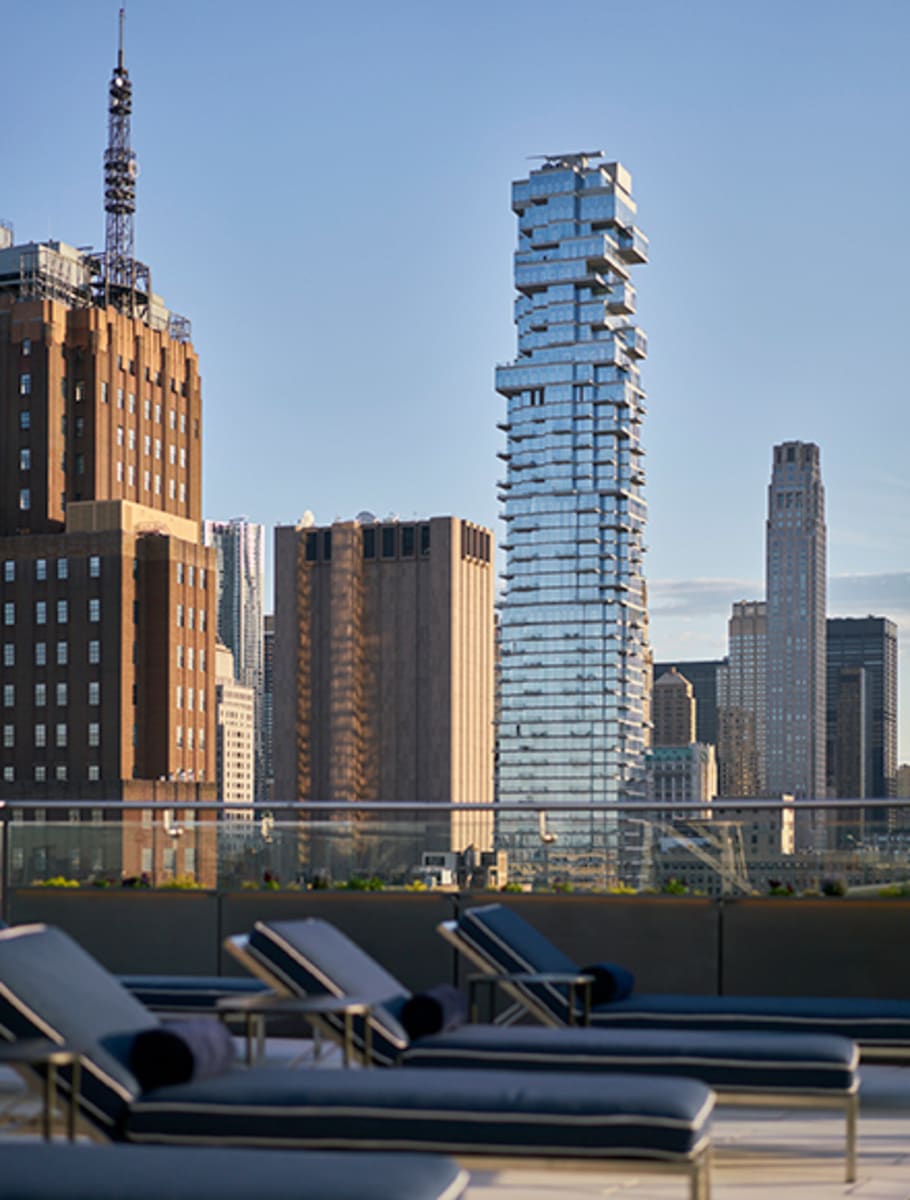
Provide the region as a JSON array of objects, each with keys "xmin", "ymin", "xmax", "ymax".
[{"xmin": 3, "ymin": 0, "xmax": 907, "ymax": 758}]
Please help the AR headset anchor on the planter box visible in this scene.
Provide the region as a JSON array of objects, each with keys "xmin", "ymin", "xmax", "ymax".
[
  {"xmin": 8, "ymin": 888, "xmax": 220, "ymax": 974},
  {"xmin": 720, "ymin": 898, "xmax": 910, "ymax": 997}
]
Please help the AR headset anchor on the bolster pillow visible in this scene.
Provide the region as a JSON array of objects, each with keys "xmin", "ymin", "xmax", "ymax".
[
  {"xmin": 130, "ymin": 1018, "xmax": 235, "ymax": 1092},
  {"xmin": 580, "ymin": 961, "xmax": 635, "ymax": 1005},
  {"xmin": 400, "ymin": 984, "xmax": 468, "ymax": 1040}
]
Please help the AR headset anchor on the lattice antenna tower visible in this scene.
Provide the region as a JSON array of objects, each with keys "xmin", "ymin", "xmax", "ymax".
[{"xmin": 103, "ymin": 8, "xmax": 139, "ymax": 308}]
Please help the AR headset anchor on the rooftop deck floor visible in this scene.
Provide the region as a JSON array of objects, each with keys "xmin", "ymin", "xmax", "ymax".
[{"xmin": 1, "ymin": 1061, "xmax": 907, "ymax": 1199}]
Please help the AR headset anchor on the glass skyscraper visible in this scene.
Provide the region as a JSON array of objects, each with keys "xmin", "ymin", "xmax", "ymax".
[{"xmin": 495, "ymin": 154, "xmax": 650, "ymax": 883}]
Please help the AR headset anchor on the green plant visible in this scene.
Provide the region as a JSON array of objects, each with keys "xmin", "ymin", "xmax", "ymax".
[
  {"xmin": 33, "ymin": 876, "xmax": 80, "ymax": 888},
  {"xmin": 661, "ymin": 877, "xmax": 689, "ymax": 896},
  {"xmin": 240, "ymin": 880, "xmax": 260, "ymax": 890},
  {"xmin": 878, "ymin": 882, "xmax": 910, "ymax": 897},
  {"xmin": 821, "ymin": 878, "xmax": 849, "ymax": 897},
  {"xmin": 500, "ymin": 882, "xmax": 523, "ymax": 893},
  {"xmin": 345, "ymin": 875, "xmax": 385, "ymax": 892},
  {"xmin": 405, "ymin": 878, "xmax": 427, "ymax": 891},
  {"xmin": 551, "ymin": 880, "xmax": 573, "ymax": 894},
  {"xmin": 159, "ymin": 875, "xmax": 202, "ymax": 890},
  {"xmin": 606, "ymin": 883, "xmax": 638, "ymax": 895}
]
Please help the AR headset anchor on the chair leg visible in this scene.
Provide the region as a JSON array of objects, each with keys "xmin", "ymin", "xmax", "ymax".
[{"xmin": 845, "ymin": 1093, "xmax": 858, "ymax": 1183}]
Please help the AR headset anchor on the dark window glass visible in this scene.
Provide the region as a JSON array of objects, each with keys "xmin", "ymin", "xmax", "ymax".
[
  {"xmin": 362, "ymin": 528, "xmax": 375, "ymax": 559},
  {"xmin": 381, "ymin": 526, "xmax": 396, "ymax": 558},
  {"xmin": 305, "ymin": 532, "xmax": 318, "ymax": 561},
  {"xmin": 420, "ymin": 524, "xmax": 430, "ymax": 555},
  {"xmin": 401, "ymin": 526, "xmax": 415, "ymax": 557},
  {"xmin": 322, "ymin": 530, "xmax": 332, "ymax": 561}
]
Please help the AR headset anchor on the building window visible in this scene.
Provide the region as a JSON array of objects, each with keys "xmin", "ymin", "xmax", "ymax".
[
  {"xmin": 128, "ymin": 392, "xmax": 136, "ymax": 413},
  {"xmin": 176, "ymin": 562, "xmax": 184, "ymax": 584},
  {"xmin": 2, "ymin": 766, "xmax": 13, "ymax": 783},
  {"xmin": 187, "ymin": 687, "xmax": 194, "ymax": 712},
  {"xmin": 188, "ymin": 607, "xmax": 194, "ymax": 630},
  {"xmin": 168, "ymin": 479, "xmax": 176, "ymax": 499},
  {"xmin": 143, "ymin": 398, "xmax": 151, "ymax": 420},
  {"xmin": 19, "ymin": 448, "xmax": 30, "ymax": 471},
  {"xmin": 88, "ymin": 640, "xmax": 101, "ymax": 665},
  {"xmin": 35, "ymin": 724, "xmax": 46, "ymax": 747},
  {"xmin": 3, "ymin": 685, "xmax": 14, "ymax": 707},
  {"xmin": 57, "ymin": 599, "xmax": 69, "ymax": 624},
  {"xmin": 34, "ymin": 766, "xmax": 45, "ymax": 782},
  {"xmin": 116, "ymin": 461, "xmax": 124, "ymax": 483},
  {"xmin": 19, "ymin": 372, "xmax": 31, "ymax": 395},
  {"xmin": 177, "ymin": 604, "xmax": 184, "ymax": 628},
  {"xmin": 141, "ymin": 847, "xmax": 152, "ymax": 872},
  {"xmin": 19, "ymin": 488, "xmax": 30, "ymax": 511},
  {"xmin": 3, "ymin": 725, "xmax": 13, "ymax": 748},
  {"xmin": 57, "ymin": 557, "xmax": 69, "ymax": 580},
  {"xmin": 169, "ymin": 444, "xmax": 176, "ymax": 465},
  {"xmin": 186, "ymin": 646, "xmax": 194, "ymax": 671},
  {"xmin": 56, "ymin": 641, "xmax": 67, "ymax": 666},
  {"xmin": 179, "ymin": 483, "xmax": 186, "ymax": 503},
  {"xmin": 89, "ymin": 556, "xmax": 101, "ymax": 578},
  {"xmin": 199, "ymin": 650, "xmax": 206, "ymax": 673},
  {"xmin": 176, "ymin": 725, "xmax": 183, "ymax": 747},
  {"xmin": 199, "ymin": 727, "xmax": 205, "ymax": 750},
  {"xmin": 34, "ymin": 642, "xmax": 45, "ymax": 666},
  {"xmin": 74, "ymin": 380, "xmax": 85, "ymax": 403},
  {"xmin": 128, "ymin": 429, "xmax": 136, "ymax": 450},
  {"xmin": 56, "ymin": 765, "xmax": 68, "ymax": 782},
  {"xmin": 35, "ymin": 559, "xmax": 47, "ymax": 581},
  {"xmin": 128, "ymin": 465, "xmax": 135, "ymax": 486},
  {"xmin": 88, "ymin": 681, "xmax": 100, "ymax": 706},
  {"xmin": 179, "ymin": 447, "xmax": 186, "ymax": 468},
  {"xmin": 101, "ymin": 381, "xmax": 109, "ymax": 404},
  {"xmin": 117, "ymin": 426, "xmax": 124, "ymax": 447},
  {"xmin": 143, "ymin": 433, "xmax": 151, "ymax": 455},
  {"xmin": 143, "ymin": 470, "xmax": 150, "ymax": 491},
  {"xmin": 3, "ymin": 561, "xmax": 13, "ymax": 582},
  {"xmin": 35, "ymin": 601, "xmax": 46, "ymax": 625},
  {"xmin": 88, "ymin": 722, "xmax": 100, "ymax": 747},
  {"xmin": 3, "ymin": 603, "xmax": 14, "ymax": 626},
  {"xmin": 187, "ymin": 727, "xmax": 194, "ymax": 750},
  {"xmin": 56, "ymin": 683, "xmax": 68, "ymax": 707},
  {"xmin": 176, "ymin": 644, "xmax": 184, "ymax": 669},
  {"xmin": 21, "ymin": 338, "xmax": 31, "ymax": 357},
  {"xmin": 155, "ymin": 403, "xmax": 161, "ymax": 423},
  {"xmin": 176, "ymin": 685, "xmax": 183, "ymax": 709},
  {"xmin": 199, "ymin": 610, "xmax": 205, "ymax": 632},
  {"xmin": 2, "ymin": 643, "xmax": 13, "ymax": 667},
  {"xmin": 55, "ymin": 723, "xmax": 67, "ymax": 747},
  {"xmin": 382, "ymin": 526, "xmax": 397, "ymax": 558},
  {"xmin": 117, "ymin": 387, "xmax": 124, "ymax": 408},
  {"xmin": 199, "ymin": 568, "xmax": 205, "ymax": 589},
  {"xmin": 35, "ymin": 683, "xmax": 46, "ymax": 706},
  {"xmin": 401, "ymin": 525, "xmax": 415, "ymax": 557},
  {"xmin": 88, "ymin": 765, "xmax": 100, "ymax": 781},
  {"xmin": 188, "ymin": 565, "xmax": 195, "ymax": 588},
  {"xmin": 88, "ymin": 598, "xmax": 101, "ymax": 622},
  {"xmin": 420, "ymin": 524, "xmax": 431, "ymax": 554},
  {"xmin": 75, "ymin": 453, "xmax": 85, "ymax": 475},
  {"xmin": 19, "ymin": 410, "xmax": 30, "ymax": 430}
]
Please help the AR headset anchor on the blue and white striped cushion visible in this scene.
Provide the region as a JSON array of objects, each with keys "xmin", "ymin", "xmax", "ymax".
[
  {"xmin": 246, "ymin": 919, "xmax": 411, "ymax": 1064},
  {"xmin": 0, "ymin": 924, "xmax": 153, "ymax": 1131},
  {"xmin": 126, "ymin": 1065, "xmax": 714, "ymax": 1161}
]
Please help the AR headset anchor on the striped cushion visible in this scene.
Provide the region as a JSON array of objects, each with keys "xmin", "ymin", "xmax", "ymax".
[
  {"xmin": 457, "ymin": 905, "xmax": 577, "ymax": 1021},
  {"xmin": 126, "ymin": 1065, "xmax": 714, "ymax": 1161},
  {"xmin": 120, "ymin": 976, "xmax": 269, "ymax": 1014},
  {"xmin": 0, "ymin": 924, "xmax": 153, "ymax": 1131},
  {"xmin": 399, "ymin": 1024, "xmax": 859, "ymax": 1093},
  {"xmin": 590, "ymin": 993, "xmax": 910, "ymax": 1045},
  {"xmin": 0, "ymin": 1145, "xmax": 470, "ymax": 1200},
  {"xmin": 246, "ymin": 920, "xmax": 411, "ymax": 1064}
]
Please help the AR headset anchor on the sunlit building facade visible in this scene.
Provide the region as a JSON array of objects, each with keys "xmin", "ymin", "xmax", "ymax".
[
  {"xmin": 495, "ymin": 154, "xmax": 650, "ymax": 882},
  {"xmin": 765, "ymin": 442, "xmax": 826, "ymax": 806}
]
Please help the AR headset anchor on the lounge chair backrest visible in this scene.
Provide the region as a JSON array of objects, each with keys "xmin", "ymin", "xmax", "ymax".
[
  {"xmin": 458, "ymin": 905, "xmax": 578, "ymax": 1022},
  {"xmin": 0, "ymin": 924, "xmax": 157, "ymax": 1132},
  {"xmin": 246, "ymin": 919, "xmax": 412, "ymax": 1064}
]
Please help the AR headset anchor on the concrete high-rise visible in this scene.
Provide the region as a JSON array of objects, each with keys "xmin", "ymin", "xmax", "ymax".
[
  {"xmin": 214, "ymin": 642, "xmax": 254, "ymax": 810},
  {"xmin": 654, "ymin": 660, "xmax": 723, "ymax": 747},
  {"xmin": 765, "ymin": 442, "xmax": 826, "ymax": 803},
  {"xmin": 494, "ymin": 154, "xmax": 650, "ymax": 877},
  {"xmin": 203, "ymin": 518, "xmax": 265, "ymax": 799},
  {"xmin": 717, "ymin": 600, "xmax": 767, "ymax": 798},
  {"xmin": 826, "ymin": 616, "xmax": 898, "ymax": 801},
  {"xmin": 0, "ymin": 21, "xmax": 217, "ymax": 882},
  {"xmin": 652, "ymin": 668, "xmax": 696, "ymax": 748},
  {"xmin": 273, "ymin": 515, "xmax": 494, "ymax": 857}
]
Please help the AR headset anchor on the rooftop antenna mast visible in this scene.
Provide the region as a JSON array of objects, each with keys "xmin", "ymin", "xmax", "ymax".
[{"xmin": 103, "ymin": 7, "xmax": 138, "ymax": 311}]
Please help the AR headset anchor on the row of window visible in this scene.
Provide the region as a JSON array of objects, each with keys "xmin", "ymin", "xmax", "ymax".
[
  {"xmin": 3, "ymin": 557, "xmax": 100, "ymax": 583},
  {"xmin": 175, "ymin": 563, "xmax": 205, "ymax": 588},
  {"xmin": 2, "ymin": 681, "xmax": 100, "ymax": 708},
  {"xmin": 176, "ymin": 605, "xmax": 206, "ymax": 631},
  {"xmin": 3, "ymin": 641, "xmax": 101, "ymax": 667},
  {"xmin": 112, "ymin": 465, "xmax": 187, "ymax": 503},
  {"xmin": 176, "ymin": 646, "xmax": 206, "ymax": 670},
  {"xmin": 3, "ymin": 765, "xmax": 100, "ymax": 782},
  {"xmin": 114, "ymin": 428, "xmax": 189, "ymax": 464},
  {"xmin": 176, "ymin": 726, "xmax": 206, "ymax": 750},
  {"xmin": 3, "ymin": 599, "xmax": 101, "ymax": 625},
  {"xmin": 3, "ymin": 721, "xmax": 99, "ymax": 746},
  {"xmin": 175, "ymin": 686, "xmax": 205, "ymax": 712},
  {"xmin": 19, "ymin": 369, "xmax": 190, "ymax": 401}
]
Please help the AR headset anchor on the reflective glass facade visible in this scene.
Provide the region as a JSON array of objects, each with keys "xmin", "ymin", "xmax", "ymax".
[{"xmin": 495, "ymin": 155, "xmax": 650, "ymax": 880}]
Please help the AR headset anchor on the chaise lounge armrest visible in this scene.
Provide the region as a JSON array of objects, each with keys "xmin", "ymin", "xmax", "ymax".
[{"xmin": 467, "ymin": 971, "xmax": 593, "ymax": 1024}]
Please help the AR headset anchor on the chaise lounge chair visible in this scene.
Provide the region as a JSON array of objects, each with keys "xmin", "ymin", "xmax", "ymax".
[
  {"xmin": 0, "ymin": 1143, "xmax": 470, "ymax": 1200},
  {"xmin": 441, "ymin": 904, "xmax": 910, "ymax": 1059},
  {"xmin": 228, "ymin": 916, "xmax": 860, "ymax": 1180},
  {"xmin": 0, "ymin": 923, "xmax": 714, "ymax": 1200}
]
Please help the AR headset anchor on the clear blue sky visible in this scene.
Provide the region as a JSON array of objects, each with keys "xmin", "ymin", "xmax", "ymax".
[{"xmin": 5, "ymin": 0, "xmax": 908, "ymax": 760}]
